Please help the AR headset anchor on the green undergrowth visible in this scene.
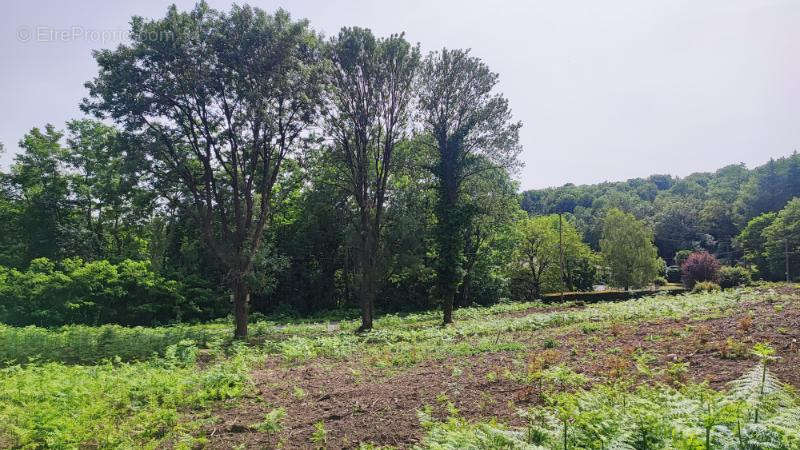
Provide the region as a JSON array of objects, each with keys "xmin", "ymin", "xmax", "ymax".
[
  {"xmin": 5, "ymin": 286, "xmax": 788, "ymax": 368},
  {"xmin": 0, "ymin": 320, "xmax": 284, "ymax": 366},
  {"xmin": 417, "ymin": 347, "xmax": 800, "ymax": 449},
  {"xmin": 268, "ymin": 286, "xmax": 791, "ymax": 367},
  {"xmin": 0, "ymin": 341, "xmax": 257, "ymax": 448},
  {"xmin": 0, "ymin": 285, "xmax": 794, "ymax": 448}
]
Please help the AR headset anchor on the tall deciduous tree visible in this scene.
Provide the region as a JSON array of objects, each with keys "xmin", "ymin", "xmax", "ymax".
[
  {"xmin": 6, "ymin": 126, "xmax": 73, "ymax": 265},
  {"xmin": 511, "ymin": 214, "xmax": 597, "ymax": 300},
  {"xmin": 83, "ymin": 4, "xmax": 325, "ymax": 338},
  {"xmin": 63, "ymin": 120, "xmax": 154, "ymax": 262},
  {"xmin": 418, "ymin": 49, "xmax": 521, "ymax": 325},
  {"xmin": 734, "ymin": 212, "xmax": 777, "ymax": 279},
  {"xmin": 512, "ymin": 215, "xmax": 559, "ymax": 300},
  {"xmin": 324, "ymin": 28, "xmax": 420, "ymax": 331},
  {"xmin": 600, "ymin": 208, "xmax": 661, "ymax": 290},
  {"xmin": 764, "ymin": 198, "xmax": 800, "ymax": 282}
]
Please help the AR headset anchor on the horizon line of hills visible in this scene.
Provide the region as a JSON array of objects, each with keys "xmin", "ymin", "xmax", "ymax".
[{"xmin": 520, "ymin": 150, "xmax": 800, "ymax": 264}]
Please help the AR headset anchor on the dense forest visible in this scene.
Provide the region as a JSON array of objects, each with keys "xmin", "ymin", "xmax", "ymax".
[
  {"xmin": 521, "ymin": 153, "xmax": 800, "ymax": 271},
  {"xmin": 0, "ymin": 3, "xmax": 798, "ymax": 338}
]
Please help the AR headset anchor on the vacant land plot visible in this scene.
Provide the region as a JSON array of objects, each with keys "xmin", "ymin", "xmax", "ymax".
[{"xmin": 1, "ymin": 284, "xmax": 799, "ymax": 448}]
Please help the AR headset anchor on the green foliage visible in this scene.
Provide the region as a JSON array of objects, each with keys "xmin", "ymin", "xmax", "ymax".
[
  {"xmin": 0, "ymin": 345, "xmax": 254, "ymax": 448},
  {"xmin": 0, "ymin": 257, "xmax": 223, "ymax": 327},
  {"xmin": 600, "ymin": 208, "xmax": 662, "ymax": 290},
  {"xmin": 692, "ymin": 281, "xmax": 722, "ymax": 293},
  {"xmin": 666, "ymin": 265, "xmax": 682, "ymax": 283},
  {"xmin": 734, "ymin": 154, "xmax": 800, "ymax": 226},
  {"xmin": 510, "ymin": 214, "xmax": 599, "ymax": 300},
  {"xmin": 735, "ymin": 198, "xmax": 800, "ymax": 282},
  {"xmin": 763, "ymin": 197, "xmax": 800, "ymax": 281},
  {"xmin": 256, "ymin": 407, "xmax": 287, "ymax": 434},
  {"xmin": 311, "ymin": 421, "xmax": 328, "ymax": 447},
  {"xmin": 718, "ymin": 266, "xmax": 753, "ymax": 289},
  {"xmin": 674, "ymin": 249, "xmax": 693, "ymax": 268},
  {"xmin": 736, "ymin": 212, "xmax": 779, "ymax": 279},
  {"xmin": 0, "ymin": 322, "xmax": 231, "ymax": 365},
  {"xmin": 418, "ymin": 362, "xmax": 800, "ymax": 449}
]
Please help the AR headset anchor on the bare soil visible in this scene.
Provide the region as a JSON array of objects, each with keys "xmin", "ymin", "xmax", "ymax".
[{"xmin": 202, "ymin": 286, "xmax": 800, "ymax": 449}]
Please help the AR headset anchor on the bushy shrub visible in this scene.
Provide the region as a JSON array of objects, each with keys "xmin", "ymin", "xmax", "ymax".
[
  {"xmin": 692, "ymin": 281, "xmax": 721, "ymax": 293},
  {"xmin": 717, "ymin": 266, "xmax": 752, "ymax": 289},
  {"xmin": 681, "ymin": 251, "xmax": 720, "ymax": 288},
  {"xmin": 0, "ymin": 258, "xmax": 225, "ymax": 327},
  {"xmin": 665, "ymin": 265, "xmax": 681, "ymax": 283},
  {"xmin": 653, "ymin": 277, "xmax": 667, "ymax": 287}
]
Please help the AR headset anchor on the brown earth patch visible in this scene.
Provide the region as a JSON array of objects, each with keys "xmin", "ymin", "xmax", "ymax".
[{"xmin": 202, "ymin": 286, "xmax": 800, "ymax": 449}]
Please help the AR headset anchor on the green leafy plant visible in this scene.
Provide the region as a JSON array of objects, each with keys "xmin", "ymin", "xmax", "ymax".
[
  {"xmin": 256, "ymin": 407, "xmax": 286, "ymax": 434},
  {"xmin": 692, "ymin": 281, "xmax": 721, "ymax": 293},
  {"xmin": 718, "ymin": 266, "xmax": 752, "ymax": 289},
  {"xmin": 311, "ymin": 421, "xmax": 328, "ymax": 448}
]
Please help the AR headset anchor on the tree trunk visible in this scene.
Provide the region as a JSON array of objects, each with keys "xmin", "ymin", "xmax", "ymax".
[
  {"xmin": 458, "ymin": 272, "xmax": 472, "ymax": 307},
  {"xmin": 438, "ymin": 200, "xmax": 460, "ymax": 326},
  {"xmin": 232, "ymin": 278, "xmax": 250, "ymax": 340},
  {"xmin": 442, "ymin": 284, "xmax": 455, "ymax": 324},
  {"xmin": 530, "ymin": 283, "xmax": 540, "ymax": 301},
  {"xmin": 356, "ymin": 228, "xmax": 376, "ymax": 332},
  {"xmin": 435, "ymin": 140, "xmax": 465, "ymax": 326},
  {"xmin": 358, "ymin": 266, "xmax": 375, "ymax": 332},
  {"xmin": 786, "ymin": 239, "xmax": 790, "ymax": 283}
]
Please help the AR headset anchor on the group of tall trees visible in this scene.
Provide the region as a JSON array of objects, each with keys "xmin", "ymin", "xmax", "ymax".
[
  {"xmin": 1, "ymin": 3, "xmax": 522, "ymax": 337},
  {"xmin": 1, "ymin": 3, "xmax": 797, "ymax": 337}
]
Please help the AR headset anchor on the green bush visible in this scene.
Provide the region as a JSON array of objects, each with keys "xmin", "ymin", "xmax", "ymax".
[
  {"xmin": 0, "ymin": 258, "xmax": 225, "ymax": 327},
  {"xmin": 653, "ymin": 276, "xmax": 668, "ymax": 287},
  {"xmin": 718, "ymin": 266, "xmax": 752, "ymax": 289},
  {"xmin": 691, "ymin": 281, "xmax": 721, "ymax": 293}
]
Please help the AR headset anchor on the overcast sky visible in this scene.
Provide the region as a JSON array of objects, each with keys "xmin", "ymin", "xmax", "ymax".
[{"xmin": 2, "ymin": 0, "xmax": 798, "ymax": 189}]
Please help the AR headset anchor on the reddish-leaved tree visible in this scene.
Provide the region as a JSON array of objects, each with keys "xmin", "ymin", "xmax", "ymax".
[{"xmin": 681, "ymin": 251, "xmax": 720, "ymax": 288}]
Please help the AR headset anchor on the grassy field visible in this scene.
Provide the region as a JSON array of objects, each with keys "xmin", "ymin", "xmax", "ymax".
[{"xmin": 1, "ymin": 284, "xmax": 799, "ymax": 449}]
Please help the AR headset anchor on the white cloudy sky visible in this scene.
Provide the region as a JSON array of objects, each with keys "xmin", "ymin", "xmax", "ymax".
[{"xmin": 2, "ymin": 0, "xmax": 798, "ymax": 189}]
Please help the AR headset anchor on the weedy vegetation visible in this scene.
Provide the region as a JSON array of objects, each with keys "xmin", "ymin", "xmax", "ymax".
[{"xmin": 0, "ymin": 285, "xmax": 798, "ymax": 448}]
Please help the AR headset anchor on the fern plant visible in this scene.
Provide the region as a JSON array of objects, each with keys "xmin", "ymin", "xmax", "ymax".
[
  {"xmin": 728, "ymin": 343, "xmax": 784, "ymax": 424},
  {"xmin": 415, "ymin": 343, "xmax": 799, "ymax": 450}
]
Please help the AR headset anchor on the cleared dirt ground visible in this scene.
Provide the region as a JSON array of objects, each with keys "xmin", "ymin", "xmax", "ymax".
[{"xmin": 203, "ymin": 285, "xmax": 800, "ymax": 449}]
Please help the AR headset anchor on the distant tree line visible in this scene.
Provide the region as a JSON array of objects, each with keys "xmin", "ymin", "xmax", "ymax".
[{"xmin": 521, "ymin": 153, "xmax": 800, "ymax": 280}]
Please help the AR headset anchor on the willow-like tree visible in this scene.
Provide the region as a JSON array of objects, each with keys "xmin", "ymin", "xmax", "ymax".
[
  {"xmin": 324, "ymin": 28, "xmax": 420, "ymax": 331},
  {"xmin": 418, "ymin": 49, "xmax": 521, "ymax": 325},
  {"xmin": 83, "ymin": 4, "xmax": 326, "ymax": 338},
  {"xmin": 600, "ymin": 208, "xmax": 661, "ymax": 290}
]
